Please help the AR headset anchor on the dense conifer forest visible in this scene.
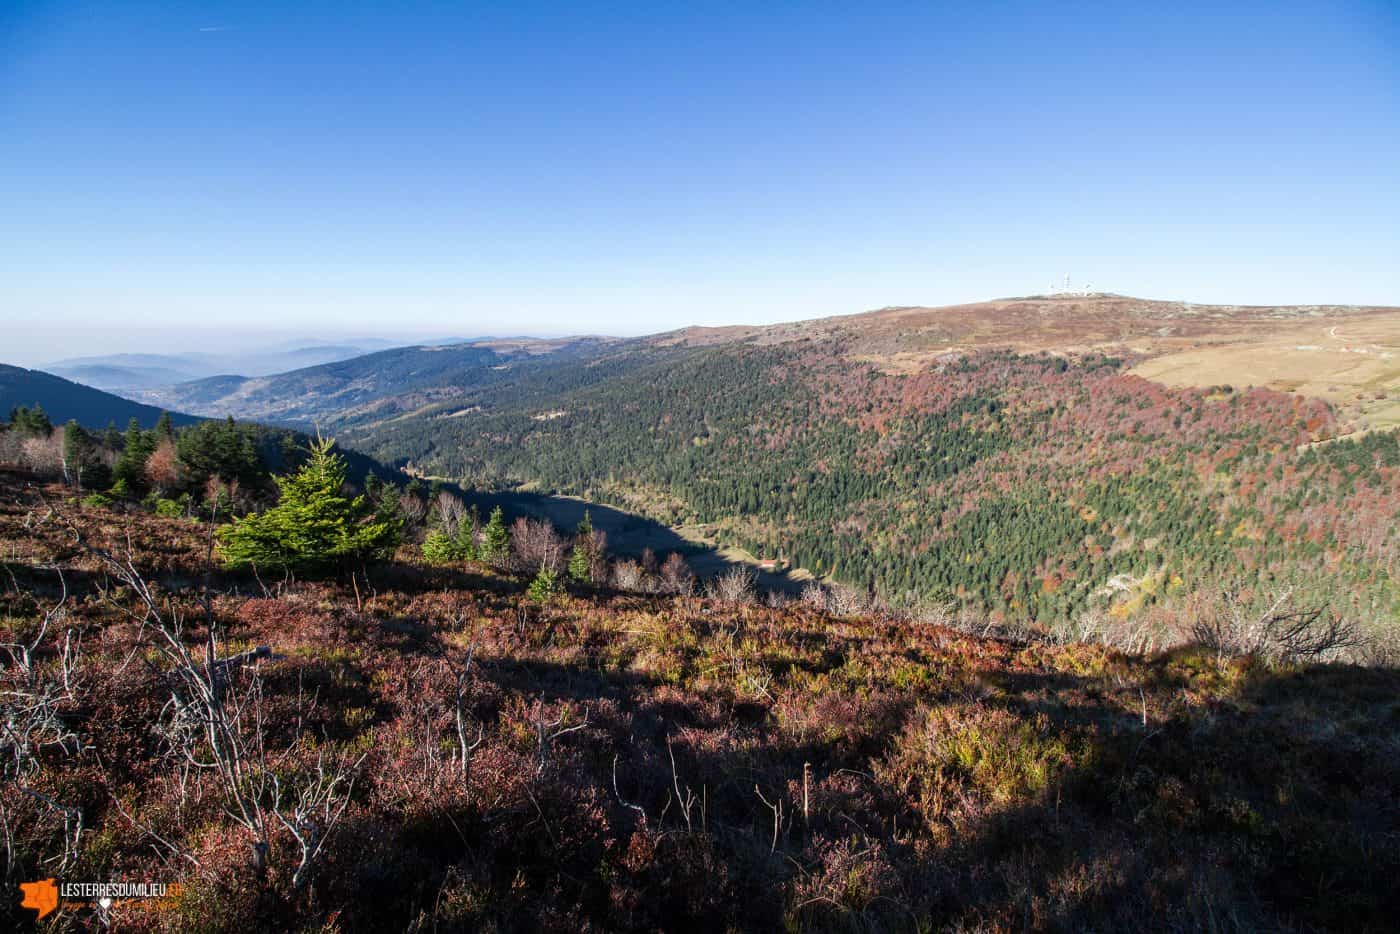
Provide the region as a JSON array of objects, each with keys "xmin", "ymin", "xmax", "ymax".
[{"xmin": 346, "ymin": 343, "xmax": 1399, "ymax": 637}]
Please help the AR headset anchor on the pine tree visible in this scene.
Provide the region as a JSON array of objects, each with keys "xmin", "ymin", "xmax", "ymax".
[
  {"xmin": 9, "ymin": 405, "xmax": 52, "ymax": 436},
  {"xmin": 61, "ymin": 420, "xmax": 106, "ymax": 491},
  {"xmin": 421, "ymin": 514, "xmax": 480, "ymax": 565},
  {"xmin": 113, "ymin": 417, "xmax": 156, "ymax": 494},
  {"xmin": 101, "ymin": 422, "xmax": 122, "ymax": 451},
  {"xmin": 372, "ymin": 481, "xmax": 405, "ymax": 529},
  {"xmin": 217, "ymin": 438, "xmax": 400, "ymax": 574},
  {"xmin": 568, "ymin": 510, "xmax": 594, "ymax": 582},
  {"xmin": 421, "ymin": 530, "xmax": 460, "ymax": 564},
  {"xmin": 527, "ymin": 565, "xmax": 560, "ymax": 605},
  {"xmin": 480, "ymin": 506, "xmax": 511, "ymax": 567},
  {"xmin": 176, "ymin": 417, "xmax": 262, "ymax": 490},
  {"xmin": 455, "ymin": 517, "xmax": 479, "ymax": 561}
]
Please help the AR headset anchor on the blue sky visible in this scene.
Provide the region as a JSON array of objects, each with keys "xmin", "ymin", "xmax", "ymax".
[{"xmin": 2, "ymin": 1, "xmax": 1397, "ymax": 364}]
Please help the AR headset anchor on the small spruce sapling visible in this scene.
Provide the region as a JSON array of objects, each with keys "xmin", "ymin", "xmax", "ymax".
[
  {"xmin": 527, "ymin": 566, "xmax": 560, "ymax": 605},
  {"xmin": 568, "ymin": 510, "xmax": 595, "ymax": 583},
  {"xmin": 480, "ymin": 506, "xmax": 511, "ymax": 568}
]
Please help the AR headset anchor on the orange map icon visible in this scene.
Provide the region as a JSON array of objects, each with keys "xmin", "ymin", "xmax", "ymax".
[{"xmin": 20, "ymin": 878, "xmax": 59, "ymax": 919}]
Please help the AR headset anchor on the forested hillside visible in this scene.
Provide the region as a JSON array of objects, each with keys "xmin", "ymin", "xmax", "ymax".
[
  {"xmin": 45, "ymin": 343, "xmax": 399, "ymax": 394},
  {"xmin": 0, "ymin": 364, "xmax": 200, "ymax": 430},
  {"xmin": 149, "ymin": 338, "xmax": 615, "ymax": 425},
  {"xmin": 348, "ymin": 339, "xmax": 1400, "ymax": 637}
]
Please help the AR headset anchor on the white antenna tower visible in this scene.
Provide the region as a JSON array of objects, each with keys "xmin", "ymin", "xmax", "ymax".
[{"xmin": 1049, "ymin": 272, "xmax": 1094, "ymax": 296}]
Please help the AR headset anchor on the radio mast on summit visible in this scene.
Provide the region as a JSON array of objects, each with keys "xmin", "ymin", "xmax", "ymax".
[{"xmin": 1050, "ymin": 273, "xmax": 1092, "ymax": 297}]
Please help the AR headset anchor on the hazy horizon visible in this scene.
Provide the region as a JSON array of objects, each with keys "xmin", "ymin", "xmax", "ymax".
[
  {"xmin": 13, "ymin": 284, "xmax": 1400, "ymax": 371},
  {"xmin": 4, "ymin": 1, "xmax": 1398, "ymax": 367},
  {"xmin": 4, "ymin": 324, "xmax": 588, "ymax": 370}
]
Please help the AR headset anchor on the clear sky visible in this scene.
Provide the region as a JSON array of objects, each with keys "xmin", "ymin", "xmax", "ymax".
[{"xmin": 2, "ymin": 1, "xmax": 1397, "ymax": 365}]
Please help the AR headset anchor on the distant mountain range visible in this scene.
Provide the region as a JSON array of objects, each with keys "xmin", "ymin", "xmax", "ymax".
[
  {"xmin": 139, "ymin": 337, "xmax": 618, "ymax": 426},
  {"xmin": 0, "ymin": 364, "xmax": 199, "ymax": 429},
  {"xmin": 44, "ymin": 341, "xmax": 406, "ymax": 394}
]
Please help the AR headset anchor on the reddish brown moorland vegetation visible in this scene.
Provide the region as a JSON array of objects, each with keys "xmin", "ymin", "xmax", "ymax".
[{"xmin": 2, "ymin": 470, "xmax": 1398, "ymax": 931}]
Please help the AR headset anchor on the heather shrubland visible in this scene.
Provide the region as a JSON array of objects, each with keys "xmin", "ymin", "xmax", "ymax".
[{"xmin": 2, "ymin": 469, "xmax": 1398, "ymax": 931}]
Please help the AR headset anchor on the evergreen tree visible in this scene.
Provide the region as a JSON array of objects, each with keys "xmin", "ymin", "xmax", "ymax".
[
  {"xmin": 176, "ymin": 416, "xmax": 262, "ymax": 491},
  {"xmin": 421, "ymin": 530, "xmax": 460, "ymax": 564},
  {"xmin": 371, "ymin": 480, "xmax": 405, "ymax": 529},
  {"xmin": 480, "ymin": 506, "xmax": 511, "ymax": 567},
  {"xmin": 155, "ymin": 410, "xmax": 174, "ymax": 441},
  {"xmin": 281, "ymin": 434, "xmax": 307, "ymax": 472},
  {"xmin": 61, "ymin": 420, "xmax": 107, "ymax": 490},
  {"xmin": 113, "ymin": 417, "xmax": 156, "ymax": 494},
  {"xmin": 568, "ymin": 510, "xmax": 594, "ymax": 583},
  {"xmin": 455, "ymin": 521, "xmax": 479, "ymax": 561},
  {"xmin": 217, "ymin": 438, "xmax": 400, "ymax": 574},
  {"xmin": 9, "ymin": 405, "xmax": 52, "ymax": 436},
  {"xmin": 421, "ymin": 511, "xmax": 479, "ymax": 565},
  {"xmin": 101, "ymin": 422, "xmax": 122, "ymax": 451},
  {"xmin": 527, "ymin": 565, "xmax": 560, "ymax": 605}
]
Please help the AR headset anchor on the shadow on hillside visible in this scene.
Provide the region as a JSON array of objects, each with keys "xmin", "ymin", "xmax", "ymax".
[
  {"xmin": 818, "ymin": 656, "xmax": 1400, "ymax": 932},
  {"xmin": 464, "ymin": 644, "xmax": 1400, "ymax": 932},
  {"xmin": 459, "ymin": 488, "xmax": 807, "ymax": 594}
]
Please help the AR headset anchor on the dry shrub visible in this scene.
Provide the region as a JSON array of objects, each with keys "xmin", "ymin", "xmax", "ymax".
[
  {"xmin": 1058, "ymin": 605, "xmax": 1177, "ymax": 655},
  {"xmin": 585, "ymin": 529, "xmax": 609, "ymax": 583},
  {"xmin": 800, "ymin": 582, "xmax": 828, "ymax": 610},
  {"xmin": 21, "ymin": 433, "xmax": 62, "ymax": 478},
  {"xmin": 0, "ymin": 430, "xmax": 26, "ymax": 467},
  {"xmin": 823, "ymin": 583, "xmax": 867, "ymax": 617},
  {"xmin": 144, "ymin": 438, "xmax": 180, "ymax": 493},
  {"xmin": 799, "ymin": 581, "xmax": 851, "ymax": 614},
  {"xmin": 706, "ymin": 566, "xmax": 756, "ymax": 605},
  {"xmin": 1358, "ymin": 627, "xmax": 1400, "ymax": 667},
  {"xmin": 789, "ymin": 837, "xmax": 905, "ymax": 931},
  {"xmin": 612, "ymin": 558, "xmax": 650, "ymax": 593},
  {"xmin": 658, "ymin": 552, "xmax": 694, "ymax": 595},
  {"xmin": 511, "ymin": 517, "xmax": 566, "ymax": 573},
  {"xmin": 398, "ymin": 492, "xmax": 428, "ymax": 526},
  {"xmin": 432, "ymin": 491, "xmax": 468, "ymax": 538},
  {"xmin": 1190, "ymin": 589, "xmax": 1364, "ymax": 664}
]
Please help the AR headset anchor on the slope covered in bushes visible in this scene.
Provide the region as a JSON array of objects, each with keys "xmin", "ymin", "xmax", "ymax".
[{"xmin": 2, "ymin": 470, "xmax": 1397, "ymax": 931}]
